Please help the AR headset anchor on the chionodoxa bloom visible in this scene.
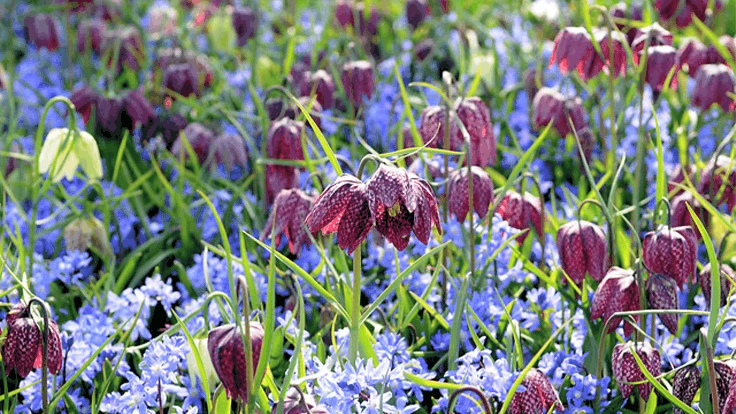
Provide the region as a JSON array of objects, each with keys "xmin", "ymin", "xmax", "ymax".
[
  {"xmin": 39, "ymin": 128, "xmax": 103, "ymax": 183},
  {"xmin": 2, "ymin": 302, "xmax": 63, "ymax": 378},
  {"xmin": 305, "ymin": 163, "xmax": 441, "ymax": 253}
]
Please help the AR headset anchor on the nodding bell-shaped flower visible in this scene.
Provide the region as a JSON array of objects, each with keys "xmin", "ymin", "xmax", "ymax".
[
  {"xmin": 102, "ymin": 26, "xmax": 144, "ymax": 72},
  {"xmin": 508, "ymin": 368, "xmax": 564, "ymax": 414},
  {"xmin": 299, "ymin": 70, "xmax": 336, "ymax": 110},
  {"xmin": 305, "ymin": 174, "xmax": 372, "ymax": 254},
  {"xmin": 644, "ymin": 46, "xmax": 679, "ymax": 93},
  {"xmin": 232, "ymin": 7, "xmax": 258, "ymax": 47},
  {"xmin": 672, "ymin": 365, "xmax": 700, "ymax": 414},
  {"xmin": 142, "ymin": 113, "xmax": 188, "ymax": 147},
  {"xmin": 532, "ymin": 87, "xmax": 587, "ymax": 138},
  {"xmin": 170, "ymin": 123, "xmax": 215, "ymax": 165},
  {"xmin": 262, "ymin": 189, "xmax": 315, "ymax": 255},
  {"xmin": 454, "ymin": 97, "xmax": 496, "ymax": 167},
  {"xmin": 2, "ymin": 302, "xmax": 63, "ymax": 378},
  {"xmin": 612, "ymin": 341, "xmax": 661, "ymax": 401},
  {"xmin": 668, "ymin": 164, "xmax": 695, "ymax": 195},
  {"xmin": 163, "ymin": 63, "xmax": 200, "ymax": 99},
  {"xmin": 645, "ymin": 273, "xmax": 679, "ymax": 334},
  {"xmin": 447, "ymin": 166, "xmax": 493, "ymax": 222},
  {"xmin": 64, "ymin": 216, "xmax": 113, "ymax": 261},
  {"xmin": 366, "ymin": 164, "xmax": 441, "ymax": 250},
  {"xmin": 699, "ymin": 263, "xmax": 735, "ymax": 309},
  {"xmin": 556, "ymin": 220, "xmax": 609, "ymax": 285},
  {"xmin": 24, "ymin": 14, "xmax": 60, "ymax": 51},
  {"xmin": 691, "ymin": 64, "xmax": 736, "ymax": 112},
  {"xmin": 266, "ymin": 118, "xmax": 305, "ymax": 163},
  {"xmin": 212, "ymin": 133, "xmax": 248, "ymax": 172},
  {"xmin": 70, "ymin": 85, "xmax": 99, "ymax": 125},
  {"xmin": 406, "ymin": 0, "xmax": 430, "ymax": 30},
  {"xmin": 655, "ymin": 0, "xmax": 723, "ymax": 28},
  {"xmin": 591, "ymin": 267, "xmax": 640, "ymax": 336},
  {"xmin": 670, "ymin": 191, "xmax": 707, "ymax": 234},
  {"xmin": 39, "ymin": 128, "xmax": 103, "ymax": 183},
  {"xmin": 610, "ymin": 3, "xmax": 643, "ymax": 44},
  {"xmin": 496, "ymin": 191, "xmax": 543, "ymax": 244},
  {"xmin": 341, "ymin": 60, "xmax": 375, "ymax": 106},
  {"xmin": 586, "ymin": 29, "xmax": 628, "ymax": 80},
  {"xmin": 698, "ymin": 155, "xmax": 736, "ymax": 209},
  {"xmin": 77, "ymin": 18, "xmax": 105, "ymax": 55},
  {"xmin": 631, "ymin": 24, "xmax": 673, "ymax": 65},
  {"xmin": 122, "ymin": 89, "xmax": 155, "ymax": 129},
  {"xmin": 677, "ymin": 38, "xmax": 727, "ymax": 78},
  {"xmin": 208, "ymin": 321, "xmax": 264, "ymax": 402},
  {"xmin": 642, "ymin": 225, "xmax": 698, "ymax": 288},
  {"xmin": 714, "ymin": 360, "xmax": 736, "ymax": 409},
  {"xmin": 273, "ymin": 388, "xmax": 330, "ymax": 414},
  {"xmin": 419, "ymin": 105, "xmax": 453, "ymax": 148},
  {"xmin": 266, "ymin": 165, "xmax": 300, "ymax": 206},
  {"xmin": 549, "ymin": 27, "xmax": 595, "ymax": 77}
]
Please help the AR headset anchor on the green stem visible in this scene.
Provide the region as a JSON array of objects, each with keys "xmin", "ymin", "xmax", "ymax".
[
  {"xmin": 28, "ymin": 298, "xmax": 50, "ymax": 414},
  {"xmin": 348, "ymin": 246, "xmax": 362, "ymax": 364}
]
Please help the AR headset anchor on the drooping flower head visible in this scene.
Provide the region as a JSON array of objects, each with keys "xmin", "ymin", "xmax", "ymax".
[
  {"xmin": 24, "ymin": 14, "xmax": 60, "ymax": 51},
  {"xmin": 556, "ymin": 220, "xmax": 609, "ymax": 285},
  {"xmin": 655, "ymin": 0, "xmax": 723, "ymax": 28},
  {"xmin": 208, "ymin": 321, "xmax": 264, "ymax": 402},
  {"xmin": 631, "ymin": 23, "xmax": 673, "ymax": 65},
  {"xmin": 691, "ymin": 64, "xmax": 736, "ymax": 112},
  {"xmin": 645, "ymin": 45, "xmax": 679, "ymax": 93},
  {"xmin": 591, "ymin": 267, "xmax": 640, "ymax": 336},
  {"xmin": 496, "ymin": 190, "xmax": 543, "ymax": 244},
  {"xmin": 171, "ymin": 123, "xmax": 215, "ymax": 165},
  {"xmin": 2, "ymin": 302, "xmax": 63, "ymax": 378},
  {"xmin": 642, "ymin": 225, "xmax": 698, "ymax": 288},
  {"xmin": 263, "ymin": 189, "xmax": 315, "ymax": 255},
  {"xmin": 612, "ymin": 341, "xmax": 661, "ymax": 401},
  {"xmin": 39, "ymin": 128, "xmax": 103, "ymax": 182},
  {"xmin": 698, "ymin": 155, "xmax": 736, "ymax": 209},
  {"xmin": 532, "ymin": 87, "xmax": 587, "ymax": 138},
  {"xmin": 610, "ymin": 2, "xmax": 643, "ymax": 44},
  {"xmin": 549, "ymin": 27, "xmax": 595, "ymax": 77},
  {"xmin": 645, "ymin": 273, "xmax": 679, "ymax": 334},
  {"xmin": 508, "ymin": 368, "xmax": 564, "ymax": 414},
  {"xmin": 299, "ymin": 70, "xmax": 336, "ymax": 109},
  {"xmin": 273, "ymin": 388, "xmax": 330, "ymax": 414},
  {"xmin": 77, "ymin": 18, "xmax": 105, "ymax": 54},
  {"xmin": 212, "ymin": 133, "xmax": 248, "ymax": 172},
  {"xmin": 163, "ymin": 63, "xmax": 201, "ymax": 98},
  {"xmin": 406, "ymin": 0, "xmax": 430, "ymax": 30},
  {"xmin": 453, "ymin": 97, "xmax": 496, "ymax": 167},
  {"xmin": 341, "ymin": 60, "xmax": 375, "ymax": 107},
  {"xmin": 677, "ymin": 38, "xmax": 728, "ymax": 78},
  {"xmin": 672, "ymin": 365, "xmax": 700, "ymax": 414},
  {"xmin": 670, "ymin": 191, "xmax": 707, "ymax": 235},
  {"xmin": 232, "ymin": 7, "xmax": 258, "ymax": 46},
  {"xmin": 699, "ymin": 263, "xmax": 735, "ymax": 309},
  {"xmin": 102, "ymin": 26, "xmax": 144, "ymax": 72},
  {"xmin": 447, "ymin": 166, "xmax": 493, "ymax": 222}
]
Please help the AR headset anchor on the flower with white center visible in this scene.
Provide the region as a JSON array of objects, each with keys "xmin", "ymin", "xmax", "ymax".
[{"xmin": 38, "ymin": 128, "xmax": 102, "ymax": 182}]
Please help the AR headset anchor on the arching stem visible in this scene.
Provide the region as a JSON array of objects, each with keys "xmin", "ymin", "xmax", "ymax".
[{"xmin": 447, "ymin": 386, "xmax": 492, "ymax": 414}]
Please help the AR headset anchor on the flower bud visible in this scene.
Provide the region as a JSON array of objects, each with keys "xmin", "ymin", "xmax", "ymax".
[
  {"xmin": 232, "ymin": 7, "xmax": 258, "ymax": 47},
  {"xmin": 171, "ymin": 123, "xmax": 215, "ymax": 164},
  {"xmin": 646, "ymin": 273, "xmax": 679, "ymax": 334},
  {"xmin": 208, "ymin": 321, "xmax": 264, "ymax": 402},
  {"xmin": 77, "ymin": 18, "xmax": 105, "ymax": 55},
  {"xmin": 163, "ymin": 63, "xmax": 200, "ymax": 98},
  {"xmin": 64, "ymin": 216, "xmax": 113, "ymax": 260}
]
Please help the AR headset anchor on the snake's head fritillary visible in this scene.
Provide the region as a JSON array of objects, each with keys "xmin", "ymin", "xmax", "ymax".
[
  {"xmin": 207, "ymin": 321, "xmax": 264, "ymax": 403},
  {"xmin": 591, "ymin": 267, "xmax": 639, "ymax": 336}
]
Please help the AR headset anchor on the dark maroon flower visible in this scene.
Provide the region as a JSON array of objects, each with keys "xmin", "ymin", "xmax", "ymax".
[
  {"xmin": 611, "ymin": 3, "xmax": 643, "ymax": 44},
  {"xmin": 714, "ymin": 360, "xmax": 736, "ymax": 409},
  {"xmin": 532, "ymin": 87, "xmax": 587, "ymax": 138},
  {"xmin": 305, "ymin": 174, "xmax": 372, "ymax": 253},
  {"xmin": 612, "ymin": 341, "xmax": 661, "ymax": 401},
  {"xmin": 123, "ymin": 89, "xmax": 155, "ymax": 129},
  {"xmin": 699, "ymin": 155, "xmax": 736, "ymax": 209},
  {"xmin": 496, "ymin": 191, "xmax": 543, "ymax": 244},
  {"xmin": 334, "ymin": 1, "xmax": 379, "ymax": 36},
  {"xmin": 266, "ymin": 165, "xmax": 300, "ymax": 205},
  {"xmin": 419, "ymin": 105, "xmax": 453, "ymax": 148},
  {"xmin": 366, "ymin": 164, "xmax": 441, "ymax": 250},
  {"xmin": 645, "ymin": 45, "xmax": 679, "ymax": 92},
  {"xmin": 163, "ymin": 63, "xmax": 200, "ymax": 98},
  {"xmin": 631, "ymin": 24, "xmax": 673, "ymax": 65},
  {"xmin": 273, "ymin": 388, "xmax": 329, "ymax": 414},
  {"xmin": 576, "ymin": 127, "xmax": 595, "ymax": 166},
  {"xmin": 143, "ymin": 113, "xmax": 188, "ymax": 146},
  {"xmin": 95, "ymin": 95, "xmax": 132, "ymax": 139},
  {"xmin": 655, "ymin": 0, "xmax": 723, "ymax": 28},
  {"xmin": 556, "ymin": 220, "xmax": 609, "ymax": 285},
  {"xmin": 691, "ymin": 64, "xmax": 736, "ymax": 112},
  {"xmin": 678, "ymin": 38, "xmax": 726, "ymax": 78},
  {"xmin": 591, "ymin": 267, "xmax": 640, "ymax": 336},
  {"xmin": 2, "ymin": 302, "xmax": 63, "ymax": 378},
  {"xmin": 523, "ymin": 68, "xmax": 543, "ymax": 103},
  {"xmin": 208, "ymin": 321, "xmax": 264, "ymax": 402},
  {"xmin": 263, "ymin": 189, "xmax": 315, "ymax": 255},
  {"xmin": 56, "ymin": 0, "xmax": 94, "ymax": 13},
  {"xmin": 266, "ymin": 118, "xmax": 305, "ymax": 163},
  {"xmin": 171, "ymin": 123, "xmax": 215, "ymax": 164},
  {"xmin": 414, "ymin": 39, "xmax": 435, "ymax": 61},
  {"xmin": 406, "ymin": 0, "xmax": 430, "ymax": 30},
  {"xmin": 453, "ymin": 97, "xmax": 496, "ymax": 167},
  {"xmin": 642, "ymin": 225, "xmax": 698, "ymax": 288},
  {"xmin": 725, "ymin": 375, "xmax": 736, "ymax": 414},
  {"xmin": 156, "ymin": 48, "xmax": 213, "ymax": 87},
  {"xmin": 447, "ymin": 166, "xmax": 493, "ymax": 222},
  {"xmin": 508, "ymin": 368, "xmax": 564, "ymax": 414},
  {"xmin": 341, "ymin": 61, "xmax": 375, "ymax": 107},
  {"xmin": 24, "ymin": 14, "xmax": 60, "ymax": 51},
  {"xmin": 77, "ymin": 18, "xmax": 105, "ymax": 55},
  {"xmin": 700, "ymin": 263, "xmax": 735, "ymax": 309},
  {"xmin": 300, "ymin": 70, "xmax": 336, "ymax": 109},
  {"xmin": 335, "ymin": 0, "xmax": 355, "ymax": 28},
  {"xmin": 722, "ymin": 35, "xmax": 736, "ymax": 62},
  {"xmin": 102, "ymin": 26, "xmax": 144, "ymax": 72},
  {"xmin": 3, "ymin": 141, "xmax": 22, "ymax": 178},
  {"xmin": 587, "ymin": 29, "xmax": 627, "ymax": 79},
  {"xmin": 232, "ymin": 7, "xmax": 258, "ymax": 47},
  {"xmin": 212, "ymin": 134, "xmax": 248, "ymax": 172},
  {"xmin": 646, "ymin": 273, "xmax": 679, "ymax": 334},
  {"xmin": 670, "ymin": 191, "xmax": 707, "ymax": 235},
  {"xmin": 70, "ymin": 85, "xmax": 100, "ymax": 125},
  {"xmin": 548, "ymin": 27, "xmax": 595, "ymax": 77},
  {"xmin": 672, "ymin": 365, "xmax": 700, "ymax": 414}
]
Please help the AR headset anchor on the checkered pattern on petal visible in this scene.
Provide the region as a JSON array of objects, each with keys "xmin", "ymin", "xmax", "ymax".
[
  {"xmin": 367, "ymin": 164, "xmax": 415, "ymax": 214},
  {"xmin": 714, "ymin": 360, "xmax": 736, "ymax": 409},
  {"xmin": 336, "ymin": 187, "xmax": 373, "ymax": 254},
  {"xmin": 262, "ymin": 189, "xmax": 315, "ymax": 255},
  {"xmin": 266, "ymin": 118, "xmax": 305, "ymax": 161},
  {"xmin": 447, "ymin": 166, "xmax": 493, "ymax": 222},
  {"xmin": 2, "ymin": 302, "xmax": 62, "ymax": 379},
  {"xmin": 454, "ymin": 97, "xmax": 496, "ymax": 167},
  {"xmin": 672, "ymin": 365, "xmax": 700, "ymax": 414},
  {"xmin": 591, "ymin": 267, "xmax": 639, "ymax": 335},
  {"xmin": 643, "ymin": 225, "xmax": 698, "ymax": 288},
  {"xmin": 700, "ymin": 263, "xmax": 736, "ymax": 309},
  {"xmin": 208, "ymin": 322, "xmax": 264, "ymax": 402},
  {"xmin": 646, "ymin": 273, "xmax": 680, "ymax": 334},
  {"xmin": 508, "ymin": 368, "xmax": 564, "ymax": 414},
  {"xmin": 612, "ymin": 342, "xmax": 661, "ymax": 401}
]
